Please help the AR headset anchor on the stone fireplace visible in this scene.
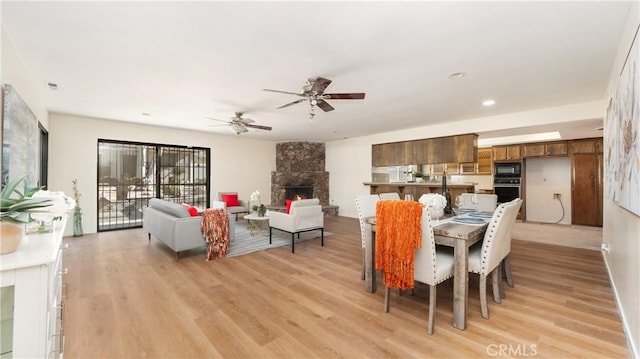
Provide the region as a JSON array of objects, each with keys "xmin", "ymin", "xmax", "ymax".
[{"xmin": 270, "ymin": 142, "xmax": 338, "ymax": 215}]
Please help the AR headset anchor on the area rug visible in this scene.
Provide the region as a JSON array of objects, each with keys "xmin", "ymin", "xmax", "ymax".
[{"xmin": 227, "ymin": 221, "xmax": 331, "ymax": 257}]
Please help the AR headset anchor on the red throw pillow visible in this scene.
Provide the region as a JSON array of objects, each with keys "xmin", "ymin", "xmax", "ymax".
[
  {"xmin": 221, "ymin": 194, "xmax": 239, "ymax": 207},
  {"xmin": 181, "ymin": 204, "xmax": 199, "ymax": 217},
  {"xmin": 285, "ymin": 199, "xmax": 294, "ymax": 214}
]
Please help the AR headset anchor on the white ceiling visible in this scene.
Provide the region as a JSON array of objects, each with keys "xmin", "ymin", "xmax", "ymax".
[{"xmin": 1, "ymin": 1, "xmax": 631, "ymax": 142}]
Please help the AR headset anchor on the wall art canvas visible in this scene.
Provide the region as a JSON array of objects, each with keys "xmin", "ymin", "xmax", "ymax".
[
  {"xmin": 2, "ymin": 84, "xmax": 38, "ymax": 187},
  {"xmin": 615, "ymin": 29, "xmax": 640, "ymax": 216},
  {"xmin": 605, "ymin": 96, "xmax": 620, "ymax": 202}
]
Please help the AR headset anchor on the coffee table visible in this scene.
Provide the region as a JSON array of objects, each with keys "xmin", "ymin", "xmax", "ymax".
[{"xmin": 243, "ymin": 213, "xmax": 269, "ymax": 236}]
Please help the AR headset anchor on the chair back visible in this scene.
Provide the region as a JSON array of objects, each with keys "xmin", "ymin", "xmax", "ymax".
[
  {"xmin": 413, "ymin": 207, "xmax": 439, "ymax": 286},
  {"xmin": 355, "ymin": 194, "xmax": 380, "ymax": 248},
  {"xmin": 460, "ymin": 193, "xmax": 498, "ymax": 212},
  {"xmin": 289, "ymin": 198, "xmax": 323, "ymax": 230},
  {"xmin": 478, "ymin": 199, "xmax": 522, "ymax": 275},
  {"xmin": 379, "ymin": 192, "xmax": 400, "ymax": 200}
]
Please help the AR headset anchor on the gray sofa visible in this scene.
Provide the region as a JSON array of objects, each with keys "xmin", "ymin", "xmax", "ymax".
[{"xmin": 143, "ymin": 198, "xmax": 235, "ymax": 260}]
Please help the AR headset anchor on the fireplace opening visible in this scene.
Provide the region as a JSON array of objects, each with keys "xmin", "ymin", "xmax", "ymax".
[{"xmin": 284, "ymin": 185, "xmax": 313, "ymax": 202}]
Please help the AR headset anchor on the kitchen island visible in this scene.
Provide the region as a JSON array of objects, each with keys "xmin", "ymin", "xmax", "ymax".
[{"xmin": 363, "ymin": 181, "xmax": 475, "ymax": 200}]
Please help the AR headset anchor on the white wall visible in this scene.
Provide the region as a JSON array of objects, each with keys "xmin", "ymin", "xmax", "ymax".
[
  {"xmin": 602, "ymin": 3, "xmax": 640, "ymax": 358},
  {"xmin": 524, "ymin": 157, "xmax": 572, "ymax": 225},
  {"xmin": 1, "ymin": 27, "xmax": 49, "ymax": 182},
  {"xmin": 48, "ymin": 113, "xmax": 275, "ymax": 235},
  {"xmin": 326, "ymin": 100, "xmax": 605, "ymax": 219}
]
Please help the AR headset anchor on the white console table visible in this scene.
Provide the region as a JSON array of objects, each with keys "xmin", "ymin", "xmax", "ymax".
[{"xmin": 0, "ymin": 218, "xmax": 67, "ymax": 359}]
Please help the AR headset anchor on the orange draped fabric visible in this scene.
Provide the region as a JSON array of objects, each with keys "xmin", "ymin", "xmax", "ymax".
[
  {"xmin": 374, "ymin": 200, "xmax": 423, "ymax": 289},
  {"xmin": 201, "ymin": 209, "xmax": 230, "ymax": 260}
]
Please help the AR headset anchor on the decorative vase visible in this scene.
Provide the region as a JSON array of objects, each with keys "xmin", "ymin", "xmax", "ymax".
[
  {"xmin": 73, "ymin": 207, "xmax": 83, "ymax": 237},
  {"xmin": 0, "ymin": 221, "xmax": 25, "ymax": 255}
]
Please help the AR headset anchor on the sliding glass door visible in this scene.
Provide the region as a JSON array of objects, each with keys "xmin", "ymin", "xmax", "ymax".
[{"xmin": 97, "ymin": 140, "xmax": 210, "ymax": 231}]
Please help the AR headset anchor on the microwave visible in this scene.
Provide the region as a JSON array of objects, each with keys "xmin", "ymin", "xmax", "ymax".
[{"xmin": 494, "ymin": 162, "xmax": 521, "ymax": 177}]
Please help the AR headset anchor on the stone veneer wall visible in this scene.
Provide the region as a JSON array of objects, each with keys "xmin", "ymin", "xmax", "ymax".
[{"xmin": 271, "ymin": 142, "xmax": 329, "ymax": 206}]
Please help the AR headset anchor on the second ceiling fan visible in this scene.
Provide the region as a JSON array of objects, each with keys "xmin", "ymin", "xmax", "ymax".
[
  {"xmin": 206, "ymin": 112, "xmax": 272, "ymax": 135},
  {"xmin": 263, "ymin": 77, "xmax": 365, "ymax": 117}
]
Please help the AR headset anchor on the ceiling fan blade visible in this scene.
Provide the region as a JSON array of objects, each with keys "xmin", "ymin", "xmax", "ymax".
[
  {"xmin": 206, "ymin": 117, "xmax": 229, "ymax": 123},
  {"xmin": 324, "ymin": 93, "xmax": 366, "ymax": 100},
  {"xmin": 316, "ymin": 99, "xmax": 335, "ymax": 112},
  {"xmin": 263, "ymin": 89, "xmax": 301, "ymax": 96},
  {"xmin": 276, "ymin": 98, "xmax": 306, "ymax": 109},
  {"xmin": 238, "ymin": 117, "xmax": 254, "ymax": 125},
  {"xmin": 310, "ymin": 77, "xmax": 332, "ymax": 94},
  {"xmin": 245, "ymin": 124, "xmax": 272, "ymax": 131}
]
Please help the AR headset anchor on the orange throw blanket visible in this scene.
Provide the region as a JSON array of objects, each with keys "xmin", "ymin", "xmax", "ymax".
[
  {"xmin": 201, "ymin": 209, "xmax": 230, "ymax": 260},
  {"xmin": 374, "ymin": 200, "xmax": 423, "ymax": 289}
]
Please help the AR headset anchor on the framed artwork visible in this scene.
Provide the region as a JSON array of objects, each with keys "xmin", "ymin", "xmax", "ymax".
[
  {"xmin": 2, "ymin": 84, "xmax": 38, "ymax": 187},
  {"xmin": 615, "ymin": 27, "xmax": 640, "ymax": 216}
]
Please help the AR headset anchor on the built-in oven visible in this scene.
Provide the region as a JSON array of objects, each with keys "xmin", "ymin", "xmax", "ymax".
[
  {"xmin": 493, "ymin": 177, "xmax": 521, "ymax": 203},
  {"xmin": 494, "ymin": 162, "xmax": 521, "ymax": 178}
]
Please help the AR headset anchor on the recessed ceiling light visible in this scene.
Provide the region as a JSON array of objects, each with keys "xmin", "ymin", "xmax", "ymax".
[
  {"xmin": 482, "ymin": 99, "xmax": 496, "ymax": 107},
  {"xmin": 448, "ymin": 72, "xmax": 466, "ymax": 79}
]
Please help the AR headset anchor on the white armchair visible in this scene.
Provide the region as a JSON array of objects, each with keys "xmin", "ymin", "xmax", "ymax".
[{"xmin": 268, "ymin": 198, "xmax": 324, "ymax": 253}]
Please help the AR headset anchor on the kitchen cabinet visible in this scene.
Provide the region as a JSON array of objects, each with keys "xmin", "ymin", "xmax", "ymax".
[
  {"xmin": 0, "ymin": 219, "xmax": 68, "ymax": 358},
  {"xmin": 493, "ymin": 145, "xmax": 521, "ymax": 161},
  {"xmin": 371, "ymin": 133, "xmax": 478, "ymax": 167},
  {"xmin": 572, "ymin": 153, "xmax": 602, "ymax": 226},
  {"xmin": 523, "ymin": 141, "xmax": 568, "ymax": 157},
  {"xmin": 476, "ymin": 148, "xmax": 493, "ymax": 174},
  {"xmin": 570, "ymin": 138, "xmax": 603, "ymax": 154}
]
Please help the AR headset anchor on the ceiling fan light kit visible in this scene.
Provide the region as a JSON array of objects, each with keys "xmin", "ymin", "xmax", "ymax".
[
  {"xmin": 206, "ymin": 112, "xmax": 272, "ymax": 135},
  {"xmin": 263, "ymin": 76, "xmax": 365, "ymax": 120}
]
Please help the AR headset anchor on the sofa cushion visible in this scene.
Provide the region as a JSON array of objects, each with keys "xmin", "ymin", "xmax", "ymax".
[
  {"xmin": 149, "ymin": 198, "xmax": 190, "ymax": 218},
  {"xmin": 181, "ymin": 203, "xmax": 199, "ymax": 217},
  {"xmin": 286, "ymin": 199, "xmax": 294, "ymax": 214},
  {"xmin": 221, "ymin": 194, "xmax": 239, "ymax": 207}
]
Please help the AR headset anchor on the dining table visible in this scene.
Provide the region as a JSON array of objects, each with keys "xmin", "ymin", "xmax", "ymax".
[{"xmin": 364, "ymin": 215, "xmax": 488, "ymax": 330}]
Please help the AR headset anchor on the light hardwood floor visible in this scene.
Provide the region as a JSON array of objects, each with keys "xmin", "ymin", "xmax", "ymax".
[{"xmin": 62, "ymin": 216, "xmax": 629, "ymax": 358}]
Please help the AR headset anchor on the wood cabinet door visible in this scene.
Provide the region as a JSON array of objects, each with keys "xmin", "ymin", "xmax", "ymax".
[
  {"xmin": 545, "ymin": 142, "xmax": 568, "ymax": 156},
  {"xmin": 572, "ymin": 153, "xmax": 601, "ymax": 226},
  {"xmin": 524, "ymin": 143, "xmax": 545, "ymax": 157},
  {"xmin": 570, "ymin": 139, "xmax": 597, "ymax": 154},
  {"xmin": 507, "ymin": 145, "xmax": 521, "ymax": 160},
  {"xmin": 493, "ymin": 146, "xmax": 507, "ymax": 161}
]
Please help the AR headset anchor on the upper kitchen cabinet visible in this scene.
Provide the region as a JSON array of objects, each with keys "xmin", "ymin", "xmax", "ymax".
[
  {"xmin": 372, "ymin": 142, "xmax": 411, "ymax": 166},
  {"xmin": 372, "ymin": 133, "xmax": 478, "ymax": 166},
  {"xmin": 570, "ymin": 138, "xmax": 603, "ymax": 154},
  {"xmin": 476, "ymin": 148, "xmax": 493, "ymax": 174},
  {"xmin": 523, "ymin": 141, "xmax": 568, "ymax": 157},
  {"xmin": 493, "ymin": 145, "xmax": 522, "ymax": 162}
]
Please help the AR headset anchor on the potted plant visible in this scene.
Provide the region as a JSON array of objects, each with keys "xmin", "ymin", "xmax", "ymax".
[
  {"xmin": 1, "ymin": 175, "xmax": 76, "ymax": 254},
  {"xmin": 414, "ymin": 172, "xmax": 424, "ymax": 183}
]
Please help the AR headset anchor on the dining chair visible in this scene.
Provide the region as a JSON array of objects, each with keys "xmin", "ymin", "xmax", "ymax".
[
  {"xmin": 379, "ymin": 204, "xmax": 455, "ymax": 334},
  {"xmin": 501, "ymin": 198, "xmax": 523, "ymax": 290},
  {"xmin": 354, "ymin": 194, "xmax": 380, "ymax": 280},
  {"xmin": 378, "ymin": 192, "xmax": 400, "ymax": 200},
  {"xmin": 467, "ymin": 198, "xmax": 522, "ymax": 319}
]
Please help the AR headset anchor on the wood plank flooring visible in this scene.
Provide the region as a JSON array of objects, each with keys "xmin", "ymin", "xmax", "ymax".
[{"xmin": 62, "ymin": 216, "xmax": 630, "ymax": 358}]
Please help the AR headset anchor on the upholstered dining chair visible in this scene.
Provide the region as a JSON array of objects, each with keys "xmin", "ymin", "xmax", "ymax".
[
  {"xmin": 379, "ymin": 192, "xmax": 400, "ymax": 200},
  {"xmin": 467, "ymin": 198, "xmax": 522, "ymax": 319},
  {"xmin": 380, "ymin": 204, "xmax": 455, "ymax": 334},
  {"xmin": 355, "ymin": 194, "xmax": 380, "ymax": 280}
]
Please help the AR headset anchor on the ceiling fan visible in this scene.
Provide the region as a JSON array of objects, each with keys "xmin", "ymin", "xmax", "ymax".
[
  {"xmin": 206, "ymin": 112, "xmax": 272, "ymax": 135},
  {"xmin": 263, "ymin": 77, "xmax": 365, "ymax": 119}
]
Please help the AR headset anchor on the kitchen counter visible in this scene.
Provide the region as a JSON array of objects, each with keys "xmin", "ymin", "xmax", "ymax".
[{"xmin": 363, "ymin": 182, "xmax": 476, "ymax": 199}]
